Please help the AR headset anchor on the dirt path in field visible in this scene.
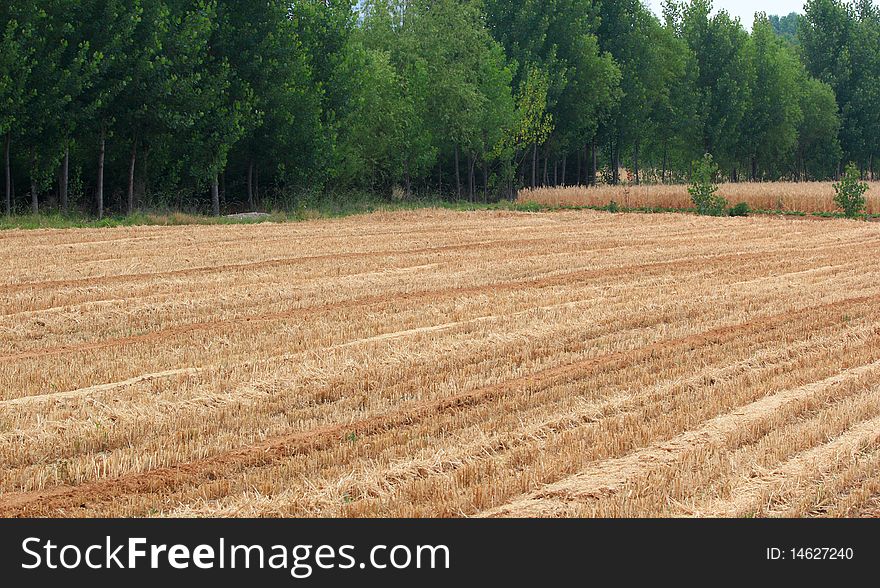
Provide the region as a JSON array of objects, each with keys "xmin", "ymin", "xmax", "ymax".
[{"xmin": 2, "ymin": 292, "xmax": 877, "ymax": 517}]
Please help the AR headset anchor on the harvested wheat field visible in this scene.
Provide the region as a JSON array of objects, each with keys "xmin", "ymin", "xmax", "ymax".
[
  {"xmin": 520, "ymin": 182, "xmax": 880, "ymax": 214},
  {"xmin": 3, "ymin": 208, "xmax": 880, "ymax": 518}
]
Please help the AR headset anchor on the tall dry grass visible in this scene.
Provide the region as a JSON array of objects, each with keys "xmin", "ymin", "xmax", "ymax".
[{"xmin": 519, "ymin": 181, "xmax": 880, "ymax": 214}]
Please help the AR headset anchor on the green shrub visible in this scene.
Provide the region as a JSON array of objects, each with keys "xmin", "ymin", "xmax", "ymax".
[
  {"xmin": 833, "ymin": 163, "xmax": 869, "ymax": 218},
  {"xmin": 728, "ymin": 201, "xmax": 750, "ymax": 217},
  {"xmin": 688, "ymin": 153, "xmax": 727, "ymax": 216},
  {"xmin": 607, "ymin": 199, "xmax": 619, "ymax": 213},
  {"xmin": 515, "ymin": 200, "xmax": 542, "ymax": 213}
]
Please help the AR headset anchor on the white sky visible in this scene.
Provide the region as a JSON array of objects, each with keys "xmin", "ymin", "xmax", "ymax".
[{"xmin": 645, "ymin": 0, "xmax": 806, "ymax": 29}]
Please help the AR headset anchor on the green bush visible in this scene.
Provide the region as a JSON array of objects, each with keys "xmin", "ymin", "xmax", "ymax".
[
  {"xmin": 607, "ymin": 199, "xmax": 619, "ymax": 213},
  {"xmin": 728, "ymin": 201, "xmax": 750, "ymax": 217},
  {"xmin": 688, "ymin": 153, "xmax": 727, "ymax": 216},
  {"xmin": 515, "ymin": 200, "xmax": 542, "ymax": 213},
  {"xmin": 833, "ymin": 163, "xmax": 869, "ymax": 218}
]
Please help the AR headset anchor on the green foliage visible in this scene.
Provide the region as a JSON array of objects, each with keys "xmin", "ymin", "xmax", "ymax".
[
  {"xmin": 0, "ymin": 0, "xmax": 872, "ymax": 217},
  {"xmin": 801, "ymin": 0, "xmax": 880, "ymax": 172},
  {"xmin": 688, "ymin": 153, "xmax": 727, "ymax": 216},
  {"xmin": 833, "ymin": 162, "xmax": 869, "ymax": 217},
  {"xmin": 673, "ymin": 0, "xmax": 753, "ymax": 171},
  {"xmin": 770, "ymin": 13, "xmax": 802, "ymax": 42},
  {"xmin": 744, "ymin": 14, "xmax": 804, "ymax": 179},
  {"xmin": 513, "ymin": 66, "xmax": 554, "ymax": 150},
  {"xmin": 797, "ymin": 76, "xmax": 842, "ymax": 179},
  {"xmin": 514, "ymin": 200, "xmax": 542, "ymax": 213},
  {"xmin": 728, "ymin": 201, "xmax": 750, "ymax": 217}
]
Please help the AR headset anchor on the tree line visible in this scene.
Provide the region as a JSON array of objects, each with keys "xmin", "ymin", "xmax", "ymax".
[{"xmin": 1, "ymin": 0, "xmax": 878, "ymax": 217}]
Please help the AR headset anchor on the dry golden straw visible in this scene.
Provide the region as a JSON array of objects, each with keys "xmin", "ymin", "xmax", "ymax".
[
  {"xmin": 2, "ymin": 208, "xmax": 880, "ymax": 517},
  {"xmin": 519, "ymin": 181, "xmax": 880, "ymax": 214}
]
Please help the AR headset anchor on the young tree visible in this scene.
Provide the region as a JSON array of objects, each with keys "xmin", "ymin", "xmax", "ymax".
[
  {"xmin": 358, "ymin": 0, "xmax": 436, "ymax": 196},
  {"xmin": 474, "ymin": 41, "xmax": 517, "ymax": 199},
  {"xmin": 834, "ymin": 162, "xmax": 869, "ymax": 217},
  {"xmin": 689, "ymin": 153, "xmax": 727, "ymax": 215}
]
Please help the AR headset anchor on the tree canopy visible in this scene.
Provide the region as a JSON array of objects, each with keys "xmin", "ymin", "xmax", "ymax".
[{"xmin": 0, "ymin": 0, "xmax": 872, "ymax": 216}]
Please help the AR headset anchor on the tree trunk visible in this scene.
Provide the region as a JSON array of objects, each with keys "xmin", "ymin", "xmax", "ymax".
[
  {"xmin": 531, "ymin": 143, "xmax": 537, "ymax": 188},
  {"xmin": 585, "ymin": 144, "xmax": 591, "ymax": 186},
  {"xmin": 751, "ymin": 157, "xmax": 757, "ymax": 182},
  {"xmin": 247, "ymin": 160, "xmax": 254, "ymax": 210},
  {"xmin": 61, "ymin": 146, "xmax": 69, "ymax": 213},
  {"xmin": 467, "ymin": 153, "xmax": 474, "ymax": 202},
  {"xmin": 4, "ymin": 132, "xmax": 10, "ymax": 216},
  {"xmin": 561, "ymin": 155, "xmax": 567, "ymax": 187},
  {"xmin": 455, "ymin": 144, "xmax": 462, "ymax": 199},
  {"xmin": 542, "ymin": 150, "xmax": 548, "ymax": 186},
  {"xmin": 612, "ymin": 137, "xmax": 620, "ymax": 185},
  {"xmin": 470, "ymin": 157, "xmax": 476, "ymax": 201},
  {"xmin": 482, "ymin": 155, "xmax": 488, "ymax": 202},
  {"xmin": 517, "ymin": 151, "xmax": 525, "ymax": 189},
  {"xmin": 30, "ymin": 153, "xmax": 38, "ymax": 215},
  {"xmin": 661, "ymin": 143, "xmax": 668, "ymax": 184},
  {"xmin": 404, "ymin": 158, "xmax": 411, "ymax": 198},
  {"xmin": 211, "ymin": 173, "xmax": 220, "ymax": 216},
  {"xmin": 553, "ymin": 158, "xmax": 558, "ymax": 186},
  {"xmin": 141, "ymin": 146, "xmax": 150, "ymax": 203},
  {"xmin": 97, "ymin": 127, "xmax": 105, "ymax": 219},
  {"xmin": 591, "ymin": 140, "xmax": 598, "ymax": 186},
  {"xmin": 127, "ymin": 136, "xmax": 137, "ymax": 215},
  {"xmin": 633, "ymin": 142, "xmax": 640, "ymax": 185},
  {"xmin": 576, "ymin": 148, "xmax": 582, "ymax": 186},
  {"xmin": 608, "ymin": 139, "xmax": 615, "ymax": 185}
]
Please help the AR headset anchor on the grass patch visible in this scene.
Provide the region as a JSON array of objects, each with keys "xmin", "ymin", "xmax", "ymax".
[{"xmin": 4, "ymin": 194, "xmax": 879, "ymax": 231}]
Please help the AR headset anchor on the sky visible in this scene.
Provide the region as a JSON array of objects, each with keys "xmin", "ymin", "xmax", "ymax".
[{"xmin": 645, "ymin": 0, "xmax": 806, "ymax": 30}]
